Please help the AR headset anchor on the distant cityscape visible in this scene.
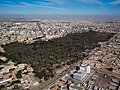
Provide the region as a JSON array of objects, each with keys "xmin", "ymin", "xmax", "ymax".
[{"xmin": 0, "ymin": 15, "xmax": 120, "ymax": 21}]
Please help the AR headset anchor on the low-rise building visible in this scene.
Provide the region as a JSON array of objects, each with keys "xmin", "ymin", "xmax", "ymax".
[{"xmin": 69, "ymin": 83, "xmax": 83, "ymax": 90}]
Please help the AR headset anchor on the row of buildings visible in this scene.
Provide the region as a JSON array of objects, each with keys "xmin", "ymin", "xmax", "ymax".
[{"xmin": 0, "ymin": 21, "xmax": 120, "ymax": 45}]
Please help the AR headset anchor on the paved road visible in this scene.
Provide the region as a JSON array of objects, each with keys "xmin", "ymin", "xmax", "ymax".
[
  {"xmin": 33, "ymin": 59, "xmax": 83, "ymax": 90},
  {"xmin": 31, "ymin": 71, "xmax": 67, "ymax": 90},
  {"xmin": 36, "ymin": 21, "xmax": 47, "ymax": 41}
]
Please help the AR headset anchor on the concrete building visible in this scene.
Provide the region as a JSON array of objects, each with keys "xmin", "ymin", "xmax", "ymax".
[
  {"xmin": 79, "ymin": 64, "xmax": 91, "ymax": 73},
  {"xmin": 73, "ymin": 72, "xmax": 86, "ymax": 81},
  {"xmin": 73, "ymin": 64, "xmax": 91, "ymax": 81}
]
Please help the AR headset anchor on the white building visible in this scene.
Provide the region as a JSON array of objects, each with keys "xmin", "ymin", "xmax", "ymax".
[
  {"xmin": 73, "ymin": 64, "xmax": 91, "ymax": 81},
  {"xmin": 73, "ymin": 72, "xmax": 86, "ymax": 81},
  {"xmin": 79, "ymin": 64, "xmax": 91, "ymax": 73},
  {"xmin": 85, "ymin": 65, "xmax": 91, "ymax": 73}
]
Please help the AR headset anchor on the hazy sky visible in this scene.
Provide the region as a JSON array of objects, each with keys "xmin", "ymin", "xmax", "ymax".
[{"xmin": 0, "ymin": 0, "xmax": 120, "ymax": 15}]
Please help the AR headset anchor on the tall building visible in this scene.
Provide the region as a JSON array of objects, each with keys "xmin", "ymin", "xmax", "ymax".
[{"xmin": 73, "ymin": 64, "xmax": 91, "ymax": 81}]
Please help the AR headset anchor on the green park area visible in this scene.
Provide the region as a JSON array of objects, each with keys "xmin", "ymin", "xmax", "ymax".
[{"xmin": 1, "ymin": 31, "xmax": 115, "ymax": 80}]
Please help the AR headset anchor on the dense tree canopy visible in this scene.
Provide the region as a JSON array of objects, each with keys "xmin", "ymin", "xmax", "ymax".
[{"xmin": 2, "ymin": 31, "xmax": 115, "ymax": 79}]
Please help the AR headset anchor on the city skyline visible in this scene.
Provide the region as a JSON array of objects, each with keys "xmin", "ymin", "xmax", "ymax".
[{"xmin": 0, "ymin": 0, "xmax": 120, "ymax": 15}]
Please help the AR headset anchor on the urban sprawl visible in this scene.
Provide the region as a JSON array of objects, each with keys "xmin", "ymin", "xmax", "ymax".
[{"xmin": 0, "ymin": 21, "xmax": 120, "ymax": 90}]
